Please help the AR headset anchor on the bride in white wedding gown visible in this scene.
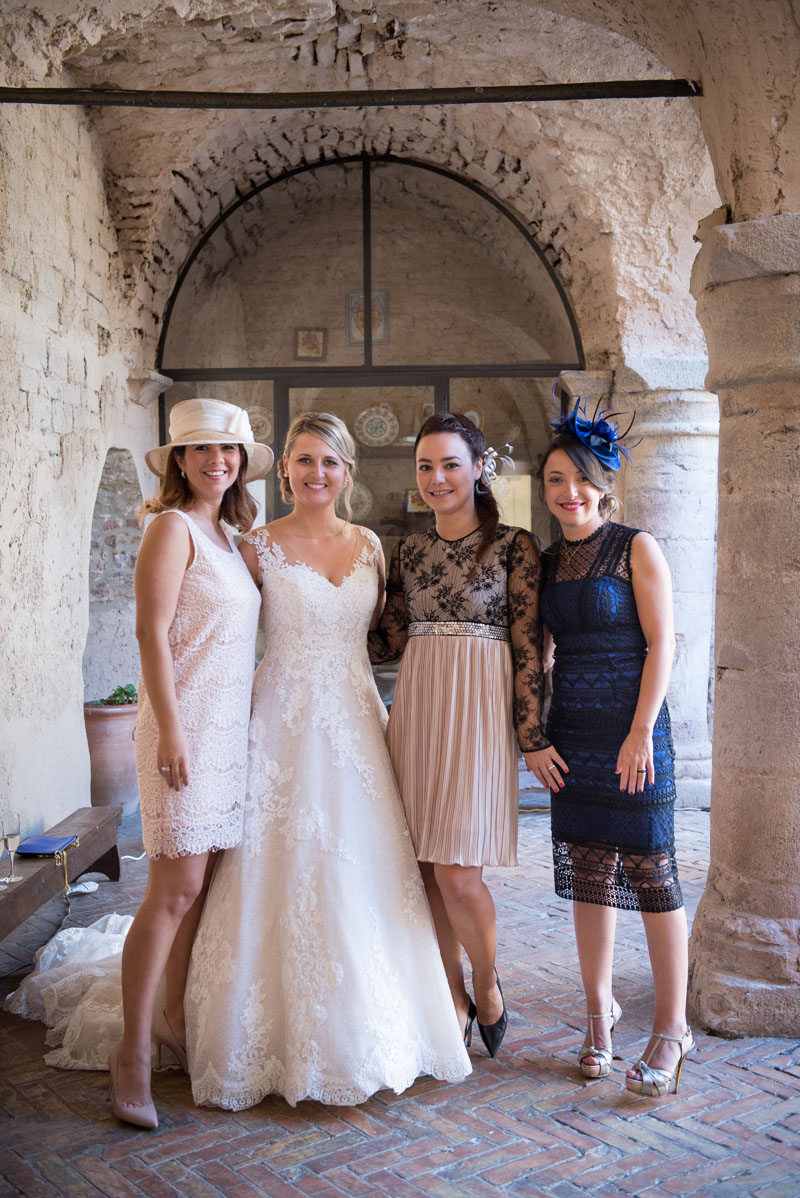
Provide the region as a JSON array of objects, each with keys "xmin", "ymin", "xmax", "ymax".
[
  {"xmin": 185, "ymin": 412, "xmax": 471, "ymax": 1107},
  {"xmin": 8, "ymin": 412, "xmax": 470, "ymax": 1112}
]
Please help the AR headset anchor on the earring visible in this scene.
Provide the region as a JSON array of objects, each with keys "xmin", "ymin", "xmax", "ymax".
[{"xmin": 181, "ymin": 470, "xmax": 186, "ymax": 479}]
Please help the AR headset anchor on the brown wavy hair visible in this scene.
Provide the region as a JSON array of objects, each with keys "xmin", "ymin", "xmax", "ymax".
[
  {"xmin": 138, "ymin": 445, "xmax": 258, "ymax": 531},
  {"xmin": 537, "ymin": 432, "xmax": 620, "ymax": 520},
  {"xmin": 414, "ymin": 411, "xmax": 500, "ymax": 566}
]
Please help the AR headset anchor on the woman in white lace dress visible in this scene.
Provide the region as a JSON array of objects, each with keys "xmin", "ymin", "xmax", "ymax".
[
  {"xmin": 184, "ymin": 412, "xmax": 471, "ymax": 1108},
  {"xmin": 111, "ymin": 398, "xmax": 272, "ymax": 1128}
]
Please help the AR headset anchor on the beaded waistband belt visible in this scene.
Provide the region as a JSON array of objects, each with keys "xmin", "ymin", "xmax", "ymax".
[{"xmin": 408, "ymin": 620, "xmax": 510, "ymax": 643}]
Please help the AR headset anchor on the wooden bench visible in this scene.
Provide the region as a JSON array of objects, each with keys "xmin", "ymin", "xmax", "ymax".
[{"xmin": 0, "ymin": 806, "xmax": 122, "ymax": 944}]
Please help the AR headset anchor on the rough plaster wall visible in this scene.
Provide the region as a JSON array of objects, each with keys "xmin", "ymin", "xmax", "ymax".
[
  {"xmin": 535, "ymin": 0, "xmax": 800, "ymax": 220},
  {"xmin": 0, "ymin": 103, "xmax": 153, "ymax": 833}
]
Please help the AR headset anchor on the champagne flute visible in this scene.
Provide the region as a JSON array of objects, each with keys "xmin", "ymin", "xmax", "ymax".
[{"xmin": 1, "ymin": 813, "xmax": 23, "ymax": 883}]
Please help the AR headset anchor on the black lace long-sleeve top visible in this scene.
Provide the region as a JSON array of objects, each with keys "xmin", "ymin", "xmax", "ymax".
[{"xmin": 368, "ymin": 524, "xmax": 550, "ymax": 753}]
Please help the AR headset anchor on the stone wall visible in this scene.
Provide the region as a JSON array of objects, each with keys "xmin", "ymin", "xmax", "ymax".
[{"xmin": 0, "ymin": 103, "xmax": 153, "ymax": 834}]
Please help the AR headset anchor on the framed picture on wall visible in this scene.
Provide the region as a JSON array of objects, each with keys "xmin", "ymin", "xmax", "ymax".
[
  {"xmin": 294, "ymin": 328, "xmax": 327, "ymax": 361},
  {"xmin": 346, "ymin": 291, "xmax": 388, "ymax": 345}
]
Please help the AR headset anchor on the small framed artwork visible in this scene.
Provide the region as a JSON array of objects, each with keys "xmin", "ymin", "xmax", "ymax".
[
  {"xmin": 405, "ymin": 488, "xmax": 430, "ymax": 513},
  {"xmin": 294, "ymin": 328, "xmax": 327, "ymax": 361},
  {"xmin": 347, "ymin": 291, "xmax": 388, "ymax": 345}
]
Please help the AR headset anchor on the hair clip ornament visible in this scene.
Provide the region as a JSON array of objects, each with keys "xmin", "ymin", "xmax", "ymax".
[{"xmin": 483, "ymin": 444, "xmax": 515, "ymax": 485}]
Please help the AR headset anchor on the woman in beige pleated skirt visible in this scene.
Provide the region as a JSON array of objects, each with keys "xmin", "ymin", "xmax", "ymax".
[{"xmin": 369, "ymin": 412, "xmax": 551, "ymax": 1057}]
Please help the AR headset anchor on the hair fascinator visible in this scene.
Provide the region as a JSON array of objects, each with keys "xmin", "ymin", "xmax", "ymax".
[{"xmin": 550, "ymin": 376, "xmax": 638, "ymax": 471}]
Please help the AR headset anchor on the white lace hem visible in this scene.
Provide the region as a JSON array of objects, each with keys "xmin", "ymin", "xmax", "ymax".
[{"xmin": 192, "ymin": 1050, "xmax": 472, "ymax": 1110}]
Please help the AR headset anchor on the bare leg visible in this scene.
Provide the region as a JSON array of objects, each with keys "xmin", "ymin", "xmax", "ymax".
[
  {"xmin": 115, "ymin": 852, "xmax": 211, "ymax": 1105},
  {"xmin": 433, "ymin": 863, "xmax": 503, "ymax": 1025},
  {"xmin": 162, "ymin": 852, "xmax": 218, "ymax": 1045},
  {"xmin": 573, "ymin": 900, "xmax": 617, "ymax": 1063},
  {"xmin": 419, "ymin": 862, "xmax": 470, "ymax": 1026},
  {"xmin": 627, "ymin": 906, "xmax": 690, "ymax": 1079}
]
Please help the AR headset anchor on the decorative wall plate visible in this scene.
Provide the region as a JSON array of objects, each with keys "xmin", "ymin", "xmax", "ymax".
[
  {"xmin": 462, "ymin": 404, "xmax": 484, "ymax": 430},
  {"xmin": 354, "ymin": 404, "xmax": 400, "ymax": 447},
  {"xmin": 349, "ymin": 481, "xmax": 374, "ymax": 520},
  {"xmin": 247, "ymin": 406, "xmax": 273, "ymax": 442}
]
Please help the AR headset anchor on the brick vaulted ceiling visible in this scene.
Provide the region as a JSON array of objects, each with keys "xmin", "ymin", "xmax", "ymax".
[{"xmin": 2, "ymin": 1, "xmax": 719, "ymax": 360}]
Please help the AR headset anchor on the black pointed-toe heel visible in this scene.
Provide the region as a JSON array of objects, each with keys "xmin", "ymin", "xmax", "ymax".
[
  {"xmin": 477, "ymin": 972, "xmax": 508, "ymax": 1058},
  {"xmin": 463, "ymin": 998, "xmax": 477, "ymax": 1047}
]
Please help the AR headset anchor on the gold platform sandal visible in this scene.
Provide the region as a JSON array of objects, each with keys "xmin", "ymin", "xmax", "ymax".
[
  {"xmin": 625, "ymin": 1028, "xmax": 695, "ymax": 1097},
  {"xmin": 579, "ymin": 999, "xmax": 622, "ymax": 1079}
]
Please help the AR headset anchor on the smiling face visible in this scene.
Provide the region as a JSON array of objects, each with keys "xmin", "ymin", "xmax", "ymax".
[
  {"xmin": 415, "ymin": 431, "xmax": 482, "ymax": 519},
  {"xmin": 175, "ymin": 443, "xmax": 242, "ymax": 503},
  {"xmin": 542, "ymin": 447, "xmax": 606, "ymax": 537},
  {"xmin": 283, "ymin": 432, "xmax": 347, "ymax": 509}
]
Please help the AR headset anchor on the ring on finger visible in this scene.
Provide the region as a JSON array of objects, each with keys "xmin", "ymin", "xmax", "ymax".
[
  {"xmin": 636, "ymin": 768, "xmax": 647, "ymax": 773},
  {"xmin": 547, "ymin": 764, "xmax": 556, "ymax": 772},
  {"xmin": 159, "ymin": 765, "xmax": 171, "ymax": 773}
]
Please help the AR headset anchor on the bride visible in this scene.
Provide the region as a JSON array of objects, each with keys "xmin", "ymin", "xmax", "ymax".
[
  {"xmin": 184, "ymin": 411, "xmax": 471, "ymax": 1108},
  {"xmin": 8, "ymin": 411, "xmax": 470, "ymax": 1113}
]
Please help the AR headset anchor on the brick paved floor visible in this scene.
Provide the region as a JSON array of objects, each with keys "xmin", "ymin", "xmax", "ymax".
[{"xmin": 1, "ymin": 808, "xmax": 798, "ymax": 1198}]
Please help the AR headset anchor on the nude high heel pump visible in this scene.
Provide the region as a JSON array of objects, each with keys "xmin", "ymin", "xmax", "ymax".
[
  {"xmin": 625, "ymin": 1028, "xmax": 695, "ymax": 1097},
  {"xmin": 152, "ymin": 1009, "xmax": 189, "ymax": 1073},
  {"xmin": 107, "ymin": 1044, "xmax": 158, "ymax": 1129},
  {"xmin": 579, "ymin": 999, "xmax": 622, "ymax": 1079}
]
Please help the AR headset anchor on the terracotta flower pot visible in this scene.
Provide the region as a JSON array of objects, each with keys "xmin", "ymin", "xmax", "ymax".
[{"xmin": 83, "ymin": 702, "xmax": 139, "ymax": 812}]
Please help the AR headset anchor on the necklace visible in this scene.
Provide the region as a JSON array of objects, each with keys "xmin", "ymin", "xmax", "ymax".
[{"xmin": 559, "ymin": 522, "xmax": 605, "ymax": 566}]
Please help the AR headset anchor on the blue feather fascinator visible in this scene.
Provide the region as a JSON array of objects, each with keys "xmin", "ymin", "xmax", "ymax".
[{"xmin": 549, "ymin": 377, "xmax": 637, "ymax": 471}]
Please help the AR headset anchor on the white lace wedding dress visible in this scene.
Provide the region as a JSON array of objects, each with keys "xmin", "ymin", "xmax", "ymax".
[
  {"xmin": 185, "ymin": 527, "xmax": 471, "ymax": 1108},
  {"xmin": 7, "ymin": 526, "xmax": 471, "ymax": 1108}
]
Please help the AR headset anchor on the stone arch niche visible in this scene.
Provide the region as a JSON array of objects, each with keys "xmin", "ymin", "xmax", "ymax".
[
  {"xmin": 159, "ymin": 156, "xmax": 582, "ymax": 372},
  {"xmin": 158, "ymin": 155, "xmax": 583, "ymax": 551},
  {"xmin": 82, "ymin": 448, "xmax": 142, "ymax": 703}
]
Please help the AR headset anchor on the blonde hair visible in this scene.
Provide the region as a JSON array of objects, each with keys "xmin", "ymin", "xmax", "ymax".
[
  {"xmin": 278, "ymin": 412, "xmax": 358, "ymax": 520},
  {"xmin": 138, "ymin": 445, "xmax": 258, "ymax": 531}
]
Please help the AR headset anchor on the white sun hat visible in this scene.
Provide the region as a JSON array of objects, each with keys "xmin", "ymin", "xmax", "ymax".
[{"xmin": 145, "ymin": 398, "xmax": 274, "ymax": 481}]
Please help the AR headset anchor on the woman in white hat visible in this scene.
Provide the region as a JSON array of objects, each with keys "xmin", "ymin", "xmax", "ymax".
[{"xmin": 109, "ymin": 398, "xmax": 272, "ymax": 1128}]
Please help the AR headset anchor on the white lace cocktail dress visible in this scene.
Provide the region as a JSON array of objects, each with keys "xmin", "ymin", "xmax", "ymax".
[{"xmin": 135, "ymin": 509, "xmax": 260, "ymax": 858}]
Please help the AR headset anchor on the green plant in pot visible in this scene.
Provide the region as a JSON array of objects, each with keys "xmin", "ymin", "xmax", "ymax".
[
  {"xmin": 83, "ymin": 684, "xmax": 139, "ymax": 810},
  {"xmin": 86, "ymin": 684, "xmax": 138, "ymax": 708}
]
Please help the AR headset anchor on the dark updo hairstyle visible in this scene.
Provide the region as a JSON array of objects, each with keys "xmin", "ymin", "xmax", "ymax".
[
  {"xmin": 414, "ymin": 411, "xmax": 500, "ymax": 567},
  {"xmin": 138, "ymin": 445, "xmax": 258, "ymax": 531},
  {"xmin": 537, "ymin": 432, "xmax": 620, "ymax": 521}
]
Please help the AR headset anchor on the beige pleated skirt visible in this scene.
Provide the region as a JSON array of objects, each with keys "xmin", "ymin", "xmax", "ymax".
[{"xmin": 386, "ymin": 627, "xmax": 519, "ymax": 867}]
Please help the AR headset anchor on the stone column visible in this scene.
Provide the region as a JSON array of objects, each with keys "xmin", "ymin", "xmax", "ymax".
[
  {"xmin": 688, "ymin": 212, "xmax": 800, "ymax": 1036},
  {"xmin": 616, "ymin": 368, "xmax": 718, "ymax": 809}
]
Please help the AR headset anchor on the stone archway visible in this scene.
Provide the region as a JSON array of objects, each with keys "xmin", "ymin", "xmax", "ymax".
[{"xmin": 82, "ymin": 448, "xmax": 142, "ymax": 705}]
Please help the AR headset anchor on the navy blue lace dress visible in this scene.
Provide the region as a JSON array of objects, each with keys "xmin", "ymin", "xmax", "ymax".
[{"xmin": 539, "ymin": 521, "xmax": 683, "ymax": 913}]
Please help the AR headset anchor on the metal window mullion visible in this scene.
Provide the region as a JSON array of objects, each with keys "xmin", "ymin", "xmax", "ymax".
[{"xmin": 362, "ymin": 157, "xmax": 372, "ymax": 367}]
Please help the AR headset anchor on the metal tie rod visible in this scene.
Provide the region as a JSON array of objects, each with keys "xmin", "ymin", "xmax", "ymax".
[{"xmin": 0, "ymin": 80, "xmax": 700, "ymax": 111}]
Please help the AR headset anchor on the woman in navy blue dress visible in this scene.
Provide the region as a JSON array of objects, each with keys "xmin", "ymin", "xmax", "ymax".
[{"xmin": 526, "ymin": 391, "xmax": 694, "ymax": 1097}]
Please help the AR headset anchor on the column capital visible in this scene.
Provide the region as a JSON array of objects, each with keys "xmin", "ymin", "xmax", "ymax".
[
  {"xmin": 691, "ymin": 211, "xmax": 800, "ymax": 391},
  {"xmin": 692, "ymin": 211, "xmax": 800, "ymax": 293}
]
